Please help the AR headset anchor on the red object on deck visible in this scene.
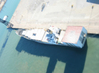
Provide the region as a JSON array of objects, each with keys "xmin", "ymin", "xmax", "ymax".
[{"xmin": 62, "ymin": 26, "xmax": 83, "ymax": 44}]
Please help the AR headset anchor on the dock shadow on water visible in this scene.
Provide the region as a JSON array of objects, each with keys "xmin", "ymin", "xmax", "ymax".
[
  {"xmin": 0, "ymin": 18, "xmax": 13, "ymax": 28},
  {"xmin": 16, "ymin": 37, "xmax": 88, "ymax": 73},
  {"xmin": 87, "ymin": 34, "xmax": 99, "ymax": 38},
  {"xmin": 0, "ymin": 29, "xmax": 12, "ymax": 57},
  {"xmin": 87, "ymin": 0, "xmax": 99, "ymax": 4}
]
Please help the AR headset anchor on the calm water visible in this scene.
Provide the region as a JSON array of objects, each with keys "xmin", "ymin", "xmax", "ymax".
[
  {"xmin": 0, "ymin": 0, "xmax": 20, "ymax": 47},
  {"xmin": 0, "ymin": 0, "xmax": 99, "ymax": 73}
]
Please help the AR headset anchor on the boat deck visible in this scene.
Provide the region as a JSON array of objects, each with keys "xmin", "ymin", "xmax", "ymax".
[{"xmin": 9, "ymin": 0, "xmax": 99, "ymax": 34}]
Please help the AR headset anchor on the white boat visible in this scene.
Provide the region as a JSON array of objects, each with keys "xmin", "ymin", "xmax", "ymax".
[
  {"xmin": 3, "ymin": 15, "xmax": 8, "ymax": 21},
  {"xmin": 16, "ymin": 26, "xmax": 87, "ymax": 48}
]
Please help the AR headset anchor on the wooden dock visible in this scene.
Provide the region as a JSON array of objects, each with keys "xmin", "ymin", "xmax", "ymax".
[{"xmin": 9, "ymin": 0, "xmax": 99, "ymax": 34}]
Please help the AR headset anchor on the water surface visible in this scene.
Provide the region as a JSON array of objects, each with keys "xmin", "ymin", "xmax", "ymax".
[{"xmin": 0, "ymin": 0, "xmax": 99, "ymax": 73}]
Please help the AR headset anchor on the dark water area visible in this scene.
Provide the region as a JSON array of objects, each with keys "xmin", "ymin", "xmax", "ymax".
[
  {"xmin": 16, "ymin": 37, "xmax": 88, "ymax": 73},
  {"xmin": 0, "ymin": 29, "xmax": 12, "ymax": 57},
  {"xmin": 87, "ymin": 34, "xmax": 99, "ymax": 38},
  {"xmin": 87, "ymin": 0, "xmax": 99, "ymax": 4}
]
